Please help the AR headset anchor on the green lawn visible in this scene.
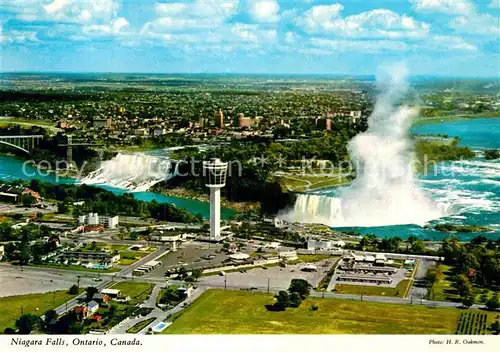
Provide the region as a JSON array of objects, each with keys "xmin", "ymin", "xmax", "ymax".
[
  {"xmin": 335, "ymin": 280, "xmax": 413, "ymax": 298},
  {"xmin": 126, "ymin": 317, "xmax": 156, "ymax": 334},
  {"xmin": 0, "ymin": 290, "xmax": 81, "ymax": 332},
  {"xmin": 430, "ymin": 265, "xmax": 499, "ymax": 303},
  {"xmin": 294, "ymin": 254, "xmax": 334, "ymax": 263},
  {"xmin": 279, "ymin": 174, "xmax": 350, "ymax": 192},
  {"xmin": 163, "ymin": 289, "xmax": 473, "ymax": 334},
  {"xmin": 0, "ymin": 118, "xmax": 56, "ymax": 128},
  {"xmin": 110, "ymin": 282, "xmax": 154, "ymax": 304}
]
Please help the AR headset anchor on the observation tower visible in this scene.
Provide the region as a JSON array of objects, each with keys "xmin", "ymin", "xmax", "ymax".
[{"xmin": 203, "ymin": 158, "xmax": 228, "ymax": 240}]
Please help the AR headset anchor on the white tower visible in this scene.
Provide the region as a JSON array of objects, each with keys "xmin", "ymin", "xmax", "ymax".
[{"xmin": 203, "ymin": 158, "xmax": 228, "ymax": 240}]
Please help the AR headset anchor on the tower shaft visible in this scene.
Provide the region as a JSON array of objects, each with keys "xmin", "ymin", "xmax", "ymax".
[{"xmin": 209, "ymin": 187, "xmax": 221, "ymax": 239}]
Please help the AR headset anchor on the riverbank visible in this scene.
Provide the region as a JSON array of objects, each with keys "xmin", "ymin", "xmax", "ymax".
[
  {"xmin": 412, "ymin": 113, "xmax": 499, "ymax": 127},
  {"xmin": 157, "ymin": 187, "xmax": 260, "ymax": 213}
]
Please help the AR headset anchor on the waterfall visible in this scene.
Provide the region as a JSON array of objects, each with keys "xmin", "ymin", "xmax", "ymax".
[
  {"xmin": 282, "ymin": 63, "xmax": 448, "ymax": 227},
  {"xmin": 81, "ymin": 153, "xmax": 175, "ymax": 192}
]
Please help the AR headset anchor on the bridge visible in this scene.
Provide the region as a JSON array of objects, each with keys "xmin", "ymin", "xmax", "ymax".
[
  {"xmin": 59, "ymin": 135, "xmax": 103, "ymax": 165},
  {"xmin": 0, "ymin": 135, "xmax": 44, "ymax": 154}
]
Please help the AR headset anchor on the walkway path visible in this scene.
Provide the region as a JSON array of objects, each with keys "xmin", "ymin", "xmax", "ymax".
[{"xmin": 141, "ymin": 283, "xmax": 163, "ymax": 308}]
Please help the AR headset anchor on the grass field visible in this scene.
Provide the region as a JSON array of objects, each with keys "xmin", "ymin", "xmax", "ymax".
[
  {"xmin": 294, "ymin": 254, "xmax": 335, "ymax": 263},
  {"xmin": 430, "ymin": 265, "xmax": 498, "ymax": 303},
  {"xmin": 0, "ymin": 290, "xmax": 80, "ymax": 332},
  {"xmin": 110, "ymin": 282, "xmax": 154, "ymax": 304},
  {"xmin": 278, "ymin": 174, "xmax": 350, "ymax": 192},
  {"xmin": 335, "ymin": 280, "xmax": 413, "ymax": 298},
  {"xmin": 163, "ymin": 289, "xmax": 473, "ymax": 334}
]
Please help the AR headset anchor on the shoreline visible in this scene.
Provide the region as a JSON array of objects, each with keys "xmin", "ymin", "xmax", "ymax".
[
  {"xmin": 411, "ymin": 114, "xmax": 500, "ymax": 127},
  {"xmin": 155, "ymin": 187, "xmax": 260, "ymax": 212}
]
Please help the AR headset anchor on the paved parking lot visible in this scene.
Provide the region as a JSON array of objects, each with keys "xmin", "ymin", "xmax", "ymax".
[
  {"xmin": 199, "ymin": 258, "xmax": 338, "ymax": 291},
  {"xmin": 143, "ymin": 242, "xmax": 228, "ymax": 279},
  {"xmin": 0, "ymin": 264, "xmax": 97, "ymax": 297}
]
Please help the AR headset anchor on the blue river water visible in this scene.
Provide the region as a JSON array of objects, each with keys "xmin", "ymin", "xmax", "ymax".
[
  {"xmin": 0, "ymin": 117, "xmax": 498, "ymax": 239},
  {"xmin": 321, "ymin": 118, "xmax": 500, "ymax": 240},
  {"xmin": 0, "ymin": 156, "xmax": 235, "ymax": 219},
  {"xmin": 412, "ymin": 118, "xmax": 500, "ymax": 149}
]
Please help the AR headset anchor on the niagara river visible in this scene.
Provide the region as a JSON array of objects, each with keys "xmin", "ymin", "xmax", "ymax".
[
  {"xmin": 0, "ymin": 118, "xmax": 498, "ymax": 240},
  {"xmin": 0, "ymin": 152, "xmax": 235, "ymax": 220},
  {"xmin": 286, "ymin": 117, "xmax": 500, "ymax": 240}
]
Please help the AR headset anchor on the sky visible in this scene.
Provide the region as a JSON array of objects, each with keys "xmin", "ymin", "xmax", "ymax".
[{"xmin": 1, "ymin": 0, "xmax": 499, "ymax": 76}]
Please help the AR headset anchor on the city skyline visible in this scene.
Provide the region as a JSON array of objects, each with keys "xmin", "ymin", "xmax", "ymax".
[{"xmin": 1, "ymin": 0, "xmax": 500, "ymax": 76}]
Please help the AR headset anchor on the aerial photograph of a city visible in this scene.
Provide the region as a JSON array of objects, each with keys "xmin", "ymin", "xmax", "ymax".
[{"xmin": 0, "ymin": 0, "xmax": 499, "ymax": 351}]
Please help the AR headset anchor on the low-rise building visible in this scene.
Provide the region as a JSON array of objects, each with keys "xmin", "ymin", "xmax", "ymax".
[
  {"xmin": 135, "ymin": 128, "xmax": 148, "ymax": 136},
  {"xmin": 100, "ymin": 289, "xmax": 121, "ymax": 299},
  {"xmin": 279, "ymin": 250, "xmax": 298, "ymax": 261},
  {"xmin": 78, "ymin": 213, "xmax": 119, "ymax": 229},
  {"xmin": 60, "ymin": 251, "xmax": 120, "ymax": 265},
  {"xmin": 178, "ymin": 286, "xmax": 195, "ymax": 298},
  {"xmin": 87, "ymin": 301, "xmax": 99, "ymax": 314},
  {"xmin": 307, "ymin": 239, "xmax": 332, "ymax": 251},
  {"xmin": 91, "ymin": 293, "xmax": 109, "ymax": 303},
  {"xmin": 93, "ymin": 118, "xmax": 112, "ymax": 129}
]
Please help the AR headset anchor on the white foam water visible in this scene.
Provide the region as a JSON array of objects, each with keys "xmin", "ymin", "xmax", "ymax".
[
  {"xmin": 282, "ymin": 64, "xmax": 447, "ymax": 227},
  {"xmin": 81, "ymin": 153, "xmax": 175, "ymax": 192}
]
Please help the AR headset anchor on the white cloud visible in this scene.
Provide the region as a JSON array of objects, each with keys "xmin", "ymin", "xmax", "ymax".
[
  {"xmin": 450, "ymin": 13, "xmax": 499, "ymax": 35},
  {"xmin": 411, "ymin": 0, "xmax": 475, "ymax": 15},
  {"xmin": 1, "ymin": 0, "xmax": 121, "ymax": 24},
  {"xmin": 304, "ymin": 34, "xmax": 476, "ymax": 54},
  {"xmin": 0, "ymin": 25, "xmax": 39, "ymax": 44},
  {"xmin": 284, "ymin": 31, "xmax": 298, "ymax": 44},
  {"xmin": 42, "ymin": 0, "xmax": 120, "ymax": 23},
  {"xmin": 149, "ymin": 22, "xmax": 277, "ymax": 47},
  {"xmin": 296, "ymin": 6, "xmax": 430, "ymax": 39},
  {"xmin": 310, "ymin": 37, "xmax": 410, "ymax": 53},
  {"xmin": 423, "ymin": 35, "xmax": 477, "ymax": 52},
  {"xmin": 84, "ymin": 17, "xmax": 130, "ymax": 36},
  {"xmin": 146, "ymin": 0, "xmax": 239, "ymax": 33},
  {"xmin": 490, "ymin": 0, "xmax": 500, "ymax": 9},
  {"xmin": 248, "ymin": 0, "xmax": 281, "ymax": 23}
]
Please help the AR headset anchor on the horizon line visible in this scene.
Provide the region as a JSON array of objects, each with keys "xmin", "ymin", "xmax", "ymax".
[{"xmin": 0, "ymin": 70, "xmax": 499, "ymax": 79}]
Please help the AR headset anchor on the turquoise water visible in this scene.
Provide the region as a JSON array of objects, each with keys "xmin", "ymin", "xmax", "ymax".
[
  {"xmin": 322, "ymin": 118, "xmax": 500, "ymax": 240},
  {"xmin": 0, "ymin": 155, "xmax": 235, "ymax": 219},
  {"xmin": 411, "ymin": 118, "xmax": 500, "ymax": 149},
  {"xmin": 1, "ymin": 118, "xmax": 498, "ymax": 238}
]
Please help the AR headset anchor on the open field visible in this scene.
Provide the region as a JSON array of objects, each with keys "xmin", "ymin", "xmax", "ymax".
[
  {"xmin": 0, "ymin": 118, "xmax": 56, "ymax": 127},
  {"xmin": 278, "ymin": 174, "xmax": 350, "ymax": 192},
  {"xmin": 0, "ymin": 289, "xmax": 80, "ymax": 332},
  {"xmin": 294, "ymin": 254, "xmax": 335, "ymax": 263},
  {"xmin": 335, "ymin": 280, "xmax": 413, "ymax": 298},
  {"xmin": 162, "ymin": 289, "xmax": 482, "ymax": 334},
  {"xmin": 110, "ymin": 282, "xmax": 154, "ymax": 304}
]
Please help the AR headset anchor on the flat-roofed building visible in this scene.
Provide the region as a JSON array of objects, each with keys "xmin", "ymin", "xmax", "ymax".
[
  {"xmin": 100, "ymin": 289, "xmax": 121, "ymax": 298},
  {"xmin": 337, "ymin": 274, "xmax": 392, "ymax": 284},
  {"xmin": 78, "ymin": 213, "xmax": 119, "ymax": 229},
  {"xmin": 93, "ymin": 118, "xmax": 112, "ymax": 129}
]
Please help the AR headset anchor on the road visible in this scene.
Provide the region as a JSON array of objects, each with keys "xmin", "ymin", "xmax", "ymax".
[{"xmin": 49, "ymin": 246, "xmax": 170, "ymax": 316}]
